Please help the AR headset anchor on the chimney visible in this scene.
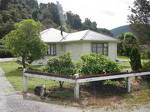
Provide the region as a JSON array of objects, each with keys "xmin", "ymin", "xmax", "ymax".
[{"xmin": 60, "ymin": 26, "xmax": 63, "ymax": 36}]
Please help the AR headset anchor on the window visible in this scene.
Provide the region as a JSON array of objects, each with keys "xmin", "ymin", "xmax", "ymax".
[
  {"xmin": 48, "ymin": 44, "xmax": 56, "ymax": 56},
  {"xmin": 91, "ymin": 43, "xmax": 108, "ymax": 55}
]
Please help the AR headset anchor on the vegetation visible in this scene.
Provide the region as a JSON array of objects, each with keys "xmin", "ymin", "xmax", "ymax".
[
  {"xmin": 66, "ymin": 11, "xmax": 82, "ymax": 30},
  {"xmin": 0, "ymin": 62, "xmax": 150, "ymax": 106},
  {"xmin": 142, "ymin": 61, "xmax": 150, "ymax": 70},
  {"xmin": 47, "ymin": 53, "xmax": 75, "ymax": 88},
  {"xmin": 47, "ymin": 53, "xmax": 75, "ymax": 76},
  {"xmin": 0, "ymin": 49, "xmax": 13, "ymax": 58},
  {"xmin": 128, "ymin": 0, "xmax": 150, "ymax": 57},
  {"xmin": 3, "ymin": 19, "xmax": 47, "ymax": 68},
  {"xmin": 0, "ymin": 0, "xmax": 113, "ymax": 40},
  {"xmin": 0, "ymin": 0, "xmax": 38, "ymax": 39},
  {"xmin": 118, "ymin": 32, "xmax": 142, "ymax": 71},
  {"xmin": 77, "ymin": 53, "xmax": 120, "ymax": 75},
  {"xmin": 0, "ymin": 61, "xmax": 59, "ymax": 92},
  {"xmin": 0, "ymin": 39, "xmax": 13, "ymax": 58}
]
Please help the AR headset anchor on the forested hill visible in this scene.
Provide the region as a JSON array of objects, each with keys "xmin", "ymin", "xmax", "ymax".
[
  {"xmin": 0, "ymin": 0, "xmax": 113, "ymax": 39},
  {"xmin": 111, "ymin": 25, "xmax": 132, "ymax": 37}
]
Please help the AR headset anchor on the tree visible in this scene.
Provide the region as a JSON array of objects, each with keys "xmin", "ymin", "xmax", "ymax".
[
  {"xmin": 128, "ymin": 0, "xmax": 150, "ymax": 44},
  {"xmin": 0, "ymin": 0, "xmax": 38, "ymax": 39},
  {"xmin": 119, "ymin": 32, "xmax": 142, "ymax": 71},
  {"xmin": 66, "ymin": 11, "xmax": 82, "ymax": 29},
  {"xmin": 4, "ymin": 19, "xmax": 47, "ymax": 68},
  {"xmin": 97, "ymin": 28, "xmax": 113, "ymax": 37},
  {"xmin": 82, "ymin": 18, "xmax": 97, "ymax": 31}
]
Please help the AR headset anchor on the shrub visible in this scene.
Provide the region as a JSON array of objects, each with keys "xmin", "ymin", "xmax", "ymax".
[
  {"xmin": 142, "ymin": 61, "xmax": 150, "ymax": 81},
  {"xmin": 47, "ymin": 53, "xmax": 75, "ymax": 88},
  {"xmin": 47, "ymin": 53, "xmax": 75, "ymax": 76},
  {"xmin": 0, "ymin": 49, "xmax": 13, "ymax": 58},
  {"xmin": 77, "ymin": 53, "xmax": 121, "ymax": 75},
  {"xmin": 142, "ymin": 61, "xmax": 150, "ymax": 70},
  {"xmin": 118, "ymin": 32, "xmax": 142, "ymax": 71}
]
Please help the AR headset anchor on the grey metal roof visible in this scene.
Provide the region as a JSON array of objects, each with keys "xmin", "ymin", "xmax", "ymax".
[
  {"xmin": 41, "ymin": 28, "xmax": 118, "ymax": 43},
  {"xmin": 40, "ymin": 28, "xmax": 68, "ymax": 43}
]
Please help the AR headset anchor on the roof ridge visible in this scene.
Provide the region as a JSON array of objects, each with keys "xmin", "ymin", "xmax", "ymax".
[
  {"xmin": 89, "ymin": 29, "xmax": 115, "ymax": 38},
  {"xmin": 60, "ymin": 33, "xmax": 70, "ymax": 41},
  {"xmin": 81, "ymin": 30, "xmax": 90, "ymax": 40}
]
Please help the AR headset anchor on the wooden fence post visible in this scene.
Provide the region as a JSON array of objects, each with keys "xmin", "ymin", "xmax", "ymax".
[
  {"xmin": 74, "ymin": 82, "xmax": 80, "ymax": 99},
  {"xmin": 126, "ymin": 77, "xmax": 131, "ymax": 93},
  {"xmin": 74, "ymin": 74, "xmax": 80, "ymax": 99}
]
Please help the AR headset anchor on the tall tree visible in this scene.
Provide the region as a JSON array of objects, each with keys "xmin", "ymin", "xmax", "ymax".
[
  {"xmin": 66, "ymin": 11, "xmax": 82, "ymax": 29},
  {"xmin": 119, "ymin": 32, "xmax": 142, "ymax": 71},
  {"xmin": 0, "ymin": 0, "xmax": 38, "ymax": 39},
  {"xmin": 4, "ymin": 19, "xmax": 47, "ymax": 68},
  {"xmin": 97, "ymin": 28, "xmax": 113, "ymax": 37},
  {"xmin": 128, "ymin": 0, "xmax": 150, "ymax": 44},
  {"xmin": 82, "ymin": 18, "xmax": 97, "ymax": 31}
]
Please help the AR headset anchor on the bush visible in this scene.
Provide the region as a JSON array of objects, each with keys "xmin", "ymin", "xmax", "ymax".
[
  {"xmin": 47, "ymin": 53, "xmax": 75, "ymax": 76},
  {"xmin": 142, "ymin": 61, "xmax": 150, "ymax": 70},
  {"xmin": 0, "ymin": 49, "xmax": 13, "ymax": 58},
  {"xmin": 77, "ymin": 53, "xmax": 121, "ymax": 75},
  {"xmin": 142, "ymin": 61, "xmax": 150, "ymax": 81}
]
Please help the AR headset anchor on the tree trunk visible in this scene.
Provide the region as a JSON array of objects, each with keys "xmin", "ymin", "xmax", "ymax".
[{"xmin": 59, "ymin": 81, "xmax": 64, "ymax": 89}]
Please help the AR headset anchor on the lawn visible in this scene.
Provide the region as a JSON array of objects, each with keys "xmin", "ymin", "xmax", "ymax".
[
  {"xmin": 0, "ymin": 60, "xmax": 149, "ymax": 106},
  {"xmin": 0, "ymin": 61, "xmax": 64, "ymax": 92},
  {"xmin": 117, "ymin": 56, "xmax": 150, "ymax": 71}
]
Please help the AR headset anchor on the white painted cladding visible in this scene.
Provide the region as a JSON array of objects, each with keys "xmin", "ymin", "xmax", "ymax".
[
  {"xmin": 50, "ymin": 41, "xmax": 117, "ymax": 61},
  {"xmin": 108, "ymin": 43, "xmax": 117, "ymax": 61}
]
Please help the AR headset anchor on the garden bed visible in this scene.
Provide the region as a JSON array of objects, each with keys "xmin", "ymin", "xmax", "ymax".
[{"xmin": 25, "ymin": 69, "xmax": 150, "ymax": 79}]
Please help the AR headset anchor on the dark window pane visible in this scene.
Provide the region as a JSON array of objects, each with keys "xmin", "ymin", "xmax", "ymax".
[
  {"xmin": 48, "ymin": 44, "xmax": 56, "ymax": 56},
  {"xmin": 91, "ymin": 43, "xmax": 108, "ymax": 56}
]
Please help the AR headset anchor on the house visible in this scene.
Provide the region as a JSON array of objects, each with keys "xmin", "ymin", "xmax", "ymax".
[{"xmin": 41, "ymin": 28, "xmax": 118, "ymax": 61}]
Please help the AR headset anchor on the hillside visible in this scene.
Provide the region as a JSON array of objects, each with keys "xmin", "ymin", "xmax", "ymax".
[
  {"xmin": 0, "ymin": 0, "xmax": 113, "ymax": 39},
  {"xmin": 111, "ymin": 25, "xmax": 132, "ymax": 37}
]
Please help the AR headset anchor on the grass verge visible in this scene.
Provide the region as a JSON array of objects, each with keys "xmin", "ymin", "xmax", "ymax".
[{"xmin": 0, "ymin": 61, "xmax": 63, "ymax": 92}]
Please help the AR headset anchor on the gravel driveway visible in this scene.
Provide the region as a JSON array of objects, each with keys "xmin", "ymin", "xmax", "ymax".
[{"xmin": 0, "ymin": 67, "xmax": 150, "ymax": 112}]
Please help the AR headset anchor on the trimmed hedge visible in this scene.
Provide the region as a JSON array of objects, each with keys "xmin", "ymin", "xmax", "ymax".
[{"xmin": 0, "ymin": 49, "xmax": 13, "ymax": 58}]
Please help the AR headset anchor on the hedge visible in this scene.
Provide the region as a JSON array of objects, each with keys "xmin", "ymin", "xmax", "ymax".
[{"xmin": 0, "ymin": 49, "xmax": 13, "ymax": 58}]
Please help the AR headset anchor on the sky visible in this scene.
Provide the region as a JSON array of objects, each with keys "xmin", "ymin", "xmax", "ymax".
[{"xmin": 37, "ymin": 0, "xmax": 134, "ymax": 29}]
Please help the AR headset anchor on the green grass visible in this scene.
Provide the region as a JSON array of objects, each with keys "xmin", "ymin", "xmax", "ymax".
[
  {"xmin": 117, "ymin": 56, "xmax": 150, "ymax": 72},
  {"xmin": 118, "ymin": 56, "xmax": 129, "ymax": 60},
  {"xmin": 0, "ymin": 61, "xmax": 65, "ymax": 92},
  {"xmin": 124, "ymin": 89, "xmax": 150, "ymax": 105},
  {"xmin": 0, "ymin": 61, "xmax": 149, "ymax": 105}
]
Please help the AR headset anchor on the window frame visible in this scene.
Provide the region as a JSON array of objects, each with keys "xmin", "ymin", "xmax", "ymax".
[
  {"xmin": 48, "ymin": 43, "xmax": 57, "ymax": 56},
  {"xmin": 91, "ymin": 43, "xmax": 108, "ymax": 56}
]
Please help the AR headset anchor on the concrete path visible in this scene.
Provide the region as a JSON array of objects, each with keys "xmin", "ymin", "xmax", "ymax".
[
  {"xmin": 0, "ymin": 58, "xmax": 17, "ymax": 62},
  {"xmin": 0, "ymin": 68, "xmax": 150, "ymax": 112}
]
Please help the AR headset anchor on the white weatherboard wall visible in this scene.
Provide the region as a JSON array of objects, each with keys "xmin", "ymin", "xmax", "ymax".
[
  {"xmin": 108, "ymin": 42, "xmax": 117, "ymax": 61},
  {"xmin": 65, "ymin": 42, "xmax": 84, "ymax": 61},
  {"xmin": 56, "ymin": 43, "xmax": 65, "ymax": 56},
  {"xmin": 47, "ymin": 42, "xmax": 117, "ymax": 62}
]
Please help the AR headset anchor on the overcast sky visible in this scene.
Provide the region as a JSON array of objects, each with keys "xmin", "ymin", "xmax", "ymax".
[{"xmin": 37, "ymin": 0, "xmax": 134, "ymax": 29}]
